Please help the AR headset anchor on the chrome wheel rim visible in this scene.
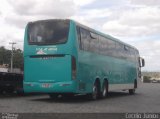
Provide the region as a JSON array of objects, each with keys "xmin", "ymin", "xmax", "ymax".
[
  {"xmin": 102, "ymin": 85, "xmax": 107, "ymax": 97},
  {"xmin": 92, "ymin": 85, "xmax": 97, "ymax": 99}
]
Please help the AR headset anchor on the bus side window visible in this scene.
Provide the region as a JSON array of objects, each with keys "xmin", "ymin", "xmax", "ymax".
[
  {"xmin": 106, "ymin": 39, "xmax": 116, "ymax": 57},
  {"xmin": 80, "ymin": 28, "xmax": 91, "ymax": 51},
  {"xmin": 99, "ymin": 36, "xmax": 108, "ymax": 56},
  {"xmin": 116, "ymin": 42, "xmax": 122, "ymax": 58},
  {"xmin": 89, "ymin": 32, "xmax": 99, "ymax": 53},
  {"xmin": 76, "ymin": 26, "xmax": 82, "ymax": 50}
]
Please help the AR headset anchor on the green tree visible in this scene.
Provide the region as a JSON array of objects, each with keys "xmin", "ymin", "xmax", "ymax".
[
  {"xmin": 0, "ymin": 46, "xmax": 23, "ymax": 70},
  {"xmin": 143, "ymin": 76, "xmax": 151, "ymax": 83},
  {"xmin": 0, "ymin": 46, "xmax": 11, "ymax": 65},
  {"xmin": 13, "ymin": 49, "xmax": 23, "ymax": 70}
]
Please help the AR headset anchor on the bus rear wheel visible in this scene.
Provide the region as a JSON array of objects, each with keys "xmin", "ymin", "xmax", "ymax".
[
  {"xmin": 88, "ymin": 82, "xmax": 98, "ymax": 100},
  {"xmin": 101, "ymin": 81, "xmax": 108, "ymax": 98}
]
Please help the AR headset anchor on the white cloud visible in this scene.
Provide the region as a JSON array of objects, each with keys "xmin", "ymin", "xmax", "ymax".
[
  {"xmin": 71, "ymin": 8, "xmax": 112, "ymax": 32},
  {"xmin": 130, "ymin": 0, "xmax": 160, "ymax": 7},
  {"xmin": 3, "ymin": 0, "xmax": 77, "ymax": 28},
  {"xmin": 0, "ymin": 15, "xmax": 24, "ymax": 49},
  {"xmin": 7, "ymin": 0, "xmax": 76, "ymax": 17},
  {"xmin": 102, "ymin": 7, "xmax": 160, "ymax": 37},
  {"xmin": 73, "ymin": 0, "xmax": 96, "ymax": 6},
  {"xmin": 132, "ymin": 40, "xmax": 160, "ymax": 71},
  {"xmin": 0, "ymin": 0, "xmax": 78, "ymax": 49}
]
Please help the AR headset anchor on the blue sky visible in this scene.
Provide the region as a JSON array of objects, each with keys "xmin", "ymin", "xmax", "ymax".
[{"xmin": 0, "ymin": 0, "xmax": 160, "ymax": 71}]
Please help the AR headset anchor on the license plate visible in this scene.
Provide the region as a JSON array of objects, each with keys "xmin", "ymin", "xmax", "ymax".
[{"xmin": 42, "ymin": 83, "xmax": 51, "ymax": 88}]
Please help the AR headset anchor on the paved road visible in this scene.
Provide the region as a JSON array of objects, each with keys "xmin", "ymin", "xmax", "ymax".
[{"xmin": 0, "ymin": 83, "xmax": 160, "ymax": 113}]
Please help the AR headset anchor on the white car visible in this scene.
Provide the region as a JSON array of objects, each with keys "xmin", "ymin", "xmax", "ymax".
[{"xmin": 152, "ymin": 79, "xmax": 158, "ymax": 83}]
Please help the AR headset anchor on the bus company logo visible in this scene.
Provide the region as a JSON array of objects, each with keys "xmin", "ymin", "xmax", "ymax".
[
  {"xmin": 36, "ymin": 49, "xmax": 46, "ymax": 55},
  {"xmin": 48, "ymin": 47, "xmax": 57, "ymax": 51},
  {"xmin": 36, "ymin": 47, "xmax": 57, "ymax": 55}
]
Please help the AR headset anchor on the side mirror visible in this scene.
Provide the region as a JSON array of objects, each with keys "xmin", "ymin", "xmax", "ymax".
[
  {"xmin": 139, "ymin": 57, "xmax": 145, "ymax": 67},
  {"xmin": 142, "ymin": 59, "xmax": 145, "ymax": 67}
]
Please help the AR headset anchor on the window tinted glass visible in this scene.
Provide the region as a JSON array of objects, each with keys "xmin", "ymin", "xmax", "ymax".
[
  {"xmin": 28, "ymin": 20, "xmax": 69, "ymax": 45},
  {"xmin": 106, "ymin": 39, "xmax": 116, "ymax": 56},
  {"xmin": 99, "ymin": 36, "xmax": 108, "ymax": 55},
  {"xmin": 76, "ymin": 26, "xmax": 82, "ymax": 50},
  {"xmin": 80, "ymin": 28, "xmax": 91, "ymax": 51},
  {"xmin": 77, "ymin": 26, "xmax": 136, "ymax": 62},
  {"xmin": 89, "ymin": 32, "xmax": 99, "ymax": 53},
  {"xmin": 116, "ymin": 42, "xmax": 124, "ymax": 59}
]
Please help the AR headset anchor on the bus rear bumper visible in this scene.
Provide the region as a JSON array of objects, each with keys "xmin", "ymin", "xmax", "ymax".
[{"xmin": 23, "ymin": 81, "xmax": 78, "ymax": 93}]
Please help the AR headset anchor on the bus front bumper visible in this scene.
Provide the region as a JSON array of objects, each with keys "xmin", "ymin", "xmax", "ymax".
[{"xmin": 23, "ymin": 81, "xmax": 77, "ymax": 93}]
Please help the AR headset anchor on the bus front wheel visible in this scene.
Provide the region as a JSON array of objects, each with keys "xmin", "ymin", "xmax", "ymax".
[{"xmin": 129, "ymin": 80, "xmax": 137, "ymax": 95}]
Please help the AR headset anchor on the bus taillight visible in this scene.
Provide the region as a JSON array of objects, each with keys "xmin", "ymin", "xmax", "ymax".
[{"xmin": 72, "ymin": 56, "xmax": 76, "ymax": 80}]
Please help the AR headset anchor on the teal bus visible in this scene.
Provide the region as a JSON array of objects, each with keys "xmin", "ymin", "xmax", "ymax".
[{"xmin": 23, "ymin": 19, "xmax": 145, "ymax": 100}]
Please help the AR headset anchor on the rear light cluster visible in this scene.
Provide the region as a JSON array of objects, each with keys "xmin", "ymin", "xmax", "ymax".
[{"xmin": 72, "ymin": 56, "xmax": 76, "ymax": 79}]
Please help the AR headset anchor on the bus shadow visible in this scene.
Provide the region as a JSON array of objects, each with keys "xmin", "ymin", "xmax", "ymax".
[
  {"xmin": 0, "ymin": 92, "xmax": 44, "ymax": 99},
  {"xmin": 31, "ymin": 95, "xmax": 92, "ymax": 103},
  {"xmin": 107, "ymin": 91, "xmax": 138, "ymax": 99},
  {"xmin": 31, "ymin": 91, "xmax": 137, "ymax": 103}
]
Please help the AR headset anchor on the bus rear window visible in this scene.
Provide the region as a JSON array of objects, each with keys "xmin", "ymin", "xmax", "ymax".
[{"xmin": 27, "ymin": 20, "xmax": 70, "ymax": 45}]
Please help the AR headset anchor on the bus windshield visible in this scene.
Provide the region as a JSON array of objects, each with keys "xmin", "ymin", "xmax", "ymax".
[{"xmin": 27, "ymin": 20, "xmax": 70, "ymax": 45}]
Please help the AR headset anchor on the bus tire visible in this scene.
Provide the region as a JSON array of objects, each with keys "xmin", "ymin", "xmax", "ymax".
[
  {"xmin": 134, "ymin": 80, "xmax": 137, "ymax": 88},
  {"xmin": 101, "ymin": 80, "xmax": 108, "ymax": 98},
  {"xmin": 88, "ymin": 82, "xmax": 98, "ymax": 100},
  {"xmin": 129, "ymin": 80, "xmax": 136, "ymax": 95}
]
